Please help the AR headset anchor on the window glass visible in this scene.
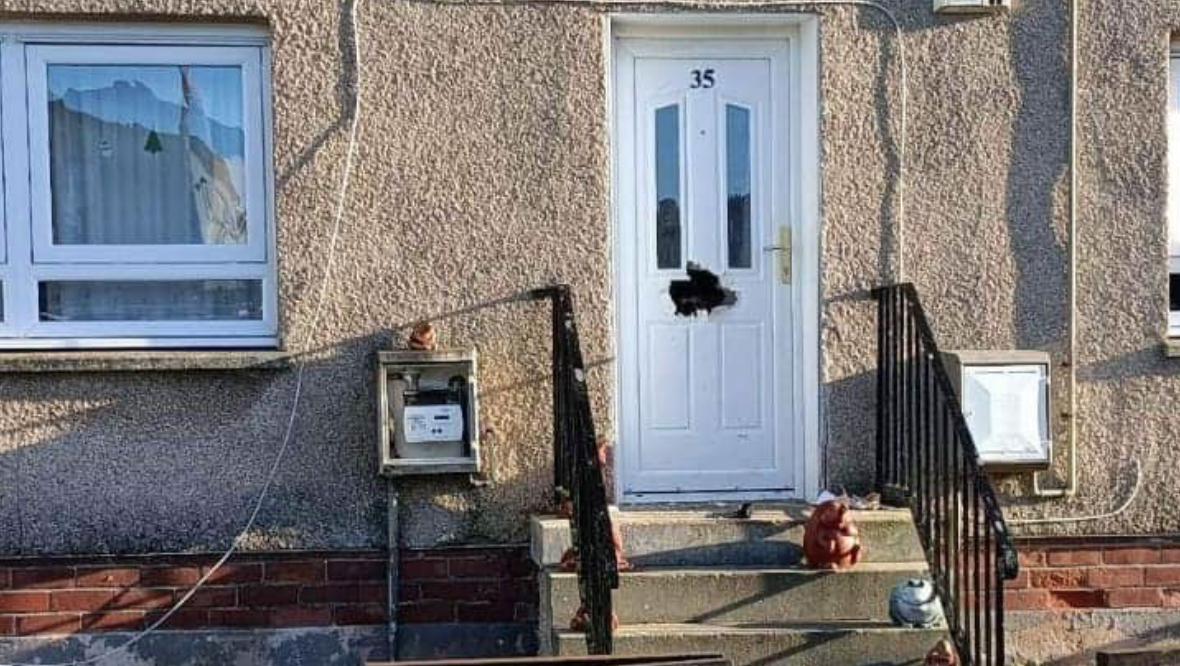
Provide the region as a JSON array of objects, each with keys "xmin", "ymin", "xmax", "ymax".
[
  {"xmin": 48, "ymin": 65, "xmax": 247, "ymax": 246},
  {"xmin": 726, "ymin": 105, "xmax": 752, "ymax": 269},
  {"xmin": 655, "ymin": 104, "xmax": 681, "ymax": 269},
  {"xmin": 39, "ymin": 279, "xmax": 263, "ymax": 322}
]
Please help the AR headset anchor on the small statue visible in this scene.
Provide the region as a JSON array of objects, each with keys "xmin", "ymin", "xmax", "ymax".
[
  {"xmin": 408, "ymin": 323, "xmax": 437, "ymax": 350},
  {"xmin": 803, "ymin": 500, "xmax": 862, "ymax": 570},
  {"xmin": 569, "ymin": 604, "xmax": 619, "ymax": 632},
  {"xmin": 925, "ymin": 639, "xmax": 959, "ymax": 666},
  {"xmin": 889, "ymin": 578, "xmax": 946, "ymax": 628}
]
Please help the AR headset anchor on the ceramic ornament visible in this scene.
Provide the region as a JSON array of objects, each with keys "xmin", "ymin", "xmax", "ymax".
[
  {"xmin": 889, "ymin": 578, "xmax": 946, "ymax": 628},
  {"xmin": 803, "ymin": 500, "xmax": 863, "ymax": 570}
]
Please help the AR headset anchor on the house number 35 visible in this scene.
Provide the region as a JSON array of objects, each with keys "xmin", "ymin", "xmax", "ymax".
[{"xmin": 690, "ymin": 68, "xmax": 716, "ymax": 89}]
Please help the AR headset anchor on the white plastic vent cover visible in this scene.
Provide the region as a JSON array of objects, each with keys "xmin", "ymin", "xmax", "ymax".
[{"xmin": 960, "ymin": 364, "xmax": 1050, "ymax": 468}]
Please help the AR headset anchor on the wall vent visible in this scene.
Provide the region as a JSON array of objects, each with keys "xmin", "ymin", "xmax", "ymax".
[{"xmin": 934, "ymin": 0, "xmax": 1010, "ymax": 14}]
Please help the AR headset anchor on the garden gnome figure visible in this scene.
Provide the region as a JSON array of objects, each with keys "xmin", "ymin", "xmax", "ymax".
[
  {"xmin": 803, "ymin": 499, "xmax": 862, "ymax": 570},
  {"xmin": 408, "ymin": 323, "xmax": 437, "ymax": 351},
  {"xmin": 925, "ymin": 639, "xmax": 958, "ymax": 666}
]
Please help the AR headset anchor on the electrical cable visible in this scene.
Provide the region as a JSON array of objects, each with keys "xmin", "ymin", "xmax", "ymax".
[
  {"xmin": 0, "ymin": 0, "xmax": 366, "ymax": 663},
  {"xmin": 1, "ymin": 2, "xmax": 907, "ymax": 663}
]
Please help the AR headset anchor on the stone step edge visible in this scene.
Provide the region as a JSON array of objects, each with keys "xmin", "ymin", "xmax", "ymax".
[
  {"xmin": 554, "ymin": 621, "xmax": 949, "ymax": 637},
  {"xmin": 542, "ymin": 562, "xmax": 931, "ymax": 578}
]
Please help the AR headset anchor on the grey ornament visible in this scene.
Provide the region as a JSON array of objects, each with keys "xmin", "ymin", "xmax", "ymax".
[{"xmin": 888, "ymin": 578, "xmax": 945, "ymax": 628}]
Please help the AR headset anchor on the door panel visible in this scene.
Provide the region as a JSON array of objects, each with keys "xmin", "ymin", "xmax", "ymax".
[{"xmin": 623, "ymin": 46, "xmax": 794, "ymax": 496}]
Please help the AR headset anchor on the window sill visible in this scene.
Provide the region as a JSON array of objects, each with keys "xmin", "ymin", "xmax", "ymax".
[
  {"xmin": 1164, "ymin": 338, "xmax": 1180, "ymax": 358},
  {"xmin": 0, "ymin": 350, "xmax": 293, "ymax": 373}
]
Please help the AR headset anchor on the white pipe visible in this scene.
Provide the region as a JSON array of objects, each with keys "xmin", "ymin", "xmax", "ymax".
[{"xmin": 1031, "ymin": 0, "xmax": 1079, "ymax": 498}]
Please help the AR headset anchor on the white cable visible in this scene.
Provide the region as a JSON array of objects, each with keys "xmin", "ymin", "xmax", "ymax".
[
  {"xmin": 0, "ymin": 1, "xmax": 366, "ymax": 664},
  {"xmin": 1010, "ymin": 459, "xmax": 1142, "ymax": 526}
]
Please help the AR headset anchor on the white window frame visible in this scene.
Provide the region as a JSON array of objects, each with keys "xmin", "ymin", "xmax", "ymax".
[
  {"xmin": 0, "ymin": 22, "xmax": 277, "ymax": 349},
  {"xmin": 1169, "ymin": 51, "xmax": 1180, "ymax": 337}
]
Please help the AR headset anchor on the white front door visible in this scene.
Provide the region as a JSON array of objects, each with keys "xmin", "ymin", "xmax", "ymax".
[{"xmin": 615, "ymin": 36, "xmax": 798, "ymax": 500}]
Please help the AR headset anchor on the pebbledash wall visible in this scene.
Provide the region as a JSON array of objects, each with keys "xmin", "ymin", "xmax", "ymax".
[{"xmin": 0, "ymin": 0, "xmax": 1179, "ymax": 663}]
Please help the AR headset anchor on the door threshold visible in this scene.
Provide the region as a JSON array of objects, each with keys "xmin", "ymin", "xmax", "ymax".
[{"xmin": 620, "ymin": 489, "xmax": 799, "ymax": 506}]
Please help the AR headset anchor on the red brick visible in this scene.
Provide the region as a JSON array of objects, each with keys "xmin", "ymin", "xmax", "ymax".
[
  {"xmin": 327, "ymin": 560, "xmax": 385, "ymax": 582},
  {"xmin": 400, "ymin": 559, "xmax": 448, "ymax": 581},
  {"xmin": 1162, "ymin": 589, "xmax": 1180, "ymax": 608},
  {"xmin": 144, "ymin": 610, "xmax": 210, "ymax": 630},
  {"xmin": 0, "ymin": 592, "xmax": 50, "ymax": 613},
  {"xmin": 1162, "ymin": 548, "xmax": 1180, "ymax": 564},
  {"xmin": 241, "ymin": 585, "xmax": 300, "ymax": 607},
  {"xmin": 52, "ymin": 588, "xmax": 172, "ymax": 612},
  {"xmin": 203, "ymin": 563, "xmax": 262, "ymax": 584},
  {"xmin": 1145, "ymin": 566, "xmax": 1180, "ymax": 586},
  {"xmin": 1105, "ymin": 548, "xmax": 1161, "ymax": 566},
  {"xmin": 1003, "ymin": 571, "xmax": 1030, "ymax": 590},
  {"xmin": 1048, "ymin": 590, "xmax": 1105, "ymax": 609},
  {"xmin": 334, "ymin": 604, "xmax": 386, "ymax": 626},
  {"xmin": 1047, "ymin": 549, "xmax": 1102, "ymax": 567},
  {"xmin": 456, "ymin": 601, "xmax": 515, "ymax": 623},
  {"xmin": 508, "ymin": 556, "xmax": 536, "ymax": 579},
  {"xmin": 185, "ymin": 587, "xmax": 237, "ymax": 609},
  {"xmin": 1031, "ymin": 568, "xmax": 1085, "ymax": 589},
  {"xmin": 398, "ymin": 584, "xmax": 420, "ymax": 603},
  {"xmin": 0, "ymin": 615, "xmax": 14, "ymax": 636},
  {"xmin": 207, "ymin": 609, "xmax": 270, "ymax": 628},
  {"xmin": 514, "ymin": 602, "xmax": 538, "ymax": 622},
  {"xmin": 141, "ymin": 566, "xmax": 201, "ymax": 587},
  {"xmin": 301, "ymin": 584, "xmax": 385, "ymax": 605},
  {"xmin": 0, "ymin": 568, "xmax": 10, "ymax": 590},
  {"xmin": 397, "ymin": 600, "xmax": 453, "ymax": 624},
  {"xmin": 81, "ymin": 612, "xmax": 144, "ymax": 632},
  {"xmin": 270, "ymin": 607, "xmax": 332, "ymax": 628},
  {"xmin": 264, "ymin": 561, "xmax": 323, "ymax": 583},
  {"xmin": 1106, "ymin": 587, "xmax": 1163, "ymax": 608},
  {"xmin": 17, "ymin": 614, "xmax": 82, "ymax": 636},
  {"xmin": 12, "ymin": 567, "xmax": 74, "ymax": 589},
  {"xmin": 496, "ymin": 580, "xmax": 538, "ymax": 603},
  {"xmin": 1018, "ymin": 550, "xmax": 1047, "ymax": 568},
  {"xmin": 76, "ymin": 568, "xmax": 140, "ymax": 588},
  {"xmin": 1005, "ymin": 589, "xmax": 1051, "ymax": 611},
  {"xmin": 449, "ymin": 557, "xmax": 511, "ymax": 579},
  {"xmin": 1086, "ymin": 567, "xmax": 1144, "ymax": 589},
  {"xmin": 417, "ymin": 581, "xmax": 499, "ymax": 602}
]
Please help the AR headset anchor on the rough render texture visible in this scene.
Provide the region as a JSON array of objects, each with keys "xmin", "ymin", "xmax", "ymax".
[{"xmin": 0, "ymin": 0, "xmax": 1179, "ymax": 556}]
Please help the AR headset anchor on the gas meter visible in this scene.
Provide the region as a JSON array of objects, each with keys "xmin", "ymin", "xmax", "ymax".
[{"xmin": 376, "ymin": 349, "xmax": 480, "ymax": 477}]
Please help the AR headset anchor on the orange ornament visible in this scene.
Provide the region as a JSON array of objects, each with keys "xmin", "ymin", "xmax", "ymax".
[
  {"xmin": 803, "ymin": 500, "xmax": 862, "ymax": 570},
  {"xmin": 408, "ymin": 323, "xmax": 437, "ymax": 351},
  {"xmin": 925, "ymin": 639, "xmax": 958, "ymax": 666}
]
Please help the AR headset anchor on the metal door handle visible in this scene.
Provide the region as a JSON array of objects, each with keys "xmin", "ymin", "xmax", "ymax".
[{"xmin": 764, "ymin": 227, "xmax": 791, "ymax": 284}]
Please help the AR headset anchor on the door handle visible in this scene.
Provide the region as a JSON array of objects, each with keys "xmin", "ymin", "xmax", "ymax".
[{"xmin": 762, "ymin": 227, "xmax": 791, "ymax": 285}]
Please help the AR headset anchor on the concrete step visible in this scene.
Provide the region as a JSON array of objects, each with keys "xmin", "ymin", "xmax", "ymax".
[
  {"xmin": 542, "ymin": 563, "xmax": 930, "ymax": 627},
  {"xmin": 553, "ymin": 621, "xmax": 946, "ymax": 666},
  {"xmin": 530, "ymin": 506, "xmax": 924, "ymax": 568}
]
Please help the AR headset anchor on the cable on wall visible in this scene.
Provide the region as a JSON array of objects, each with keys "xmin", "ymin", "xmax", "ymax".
[
  {"xmin": 0, "ymin": 0, "xmax": 367, "ymax": 663},
  {"xmin": 0, "ymin": 2, "xmax": 907, "ymax": 663}
]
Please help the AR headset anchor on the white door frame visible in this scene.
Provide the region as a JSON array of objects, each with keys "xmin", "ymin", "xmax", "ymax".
[{"xmin": 607, "ymin": 14, "xmax": 821, "ymax": 504}]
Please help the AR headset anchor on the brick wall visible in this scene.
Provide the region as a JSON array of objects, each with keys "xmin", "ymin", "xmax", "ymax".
[
  {"xmin": 0, "ymin": 546, "xmax": 537, "ymax": 637},
  {"xmin": 1006, "ymin": 540, "xmax": 1180, "ymax": 611}
]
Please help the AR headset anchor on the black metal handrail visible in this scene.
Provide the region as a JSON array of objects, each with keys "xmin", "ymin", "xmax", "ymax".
[
  {"xmin": 530, "ymin": 285, "xmax": 618, "ymax": 654},
  {"xmin": 873, "ymin": 283, "xmax": 1019, "ymax": 666}
]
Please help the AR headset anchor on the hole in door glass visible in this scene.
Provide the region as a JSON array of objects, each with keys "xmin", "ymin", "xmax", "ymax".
[
  {"xmin": 726, "ymin": 105, "xmax": 752, "ymax": 269},
  {"xmin": 655, "ymin": 104, "xmax": 681, "ymax": 269}
]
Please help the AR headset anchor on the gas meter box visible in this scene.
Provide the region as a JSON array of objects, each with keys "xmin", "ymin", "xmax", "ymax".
[{"xmin": 376, "ymin": 349, "xmax": 480, "ymax": 477}]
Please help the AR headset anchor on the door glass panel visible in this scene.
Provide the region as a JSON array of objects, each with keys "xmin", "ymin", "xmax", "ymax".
[
  {"xmin": 726, "ymin": 105, "xmax": 752, "ymax": 269},
  {"xmin": 39, "ymin": 279, "xmax": 263, "ymax": 321},
  {"xmin": 47, "ymin": 64, "xmax": 247, "ymax": 246},
  {"xmin": 655, "ymin": 104, "xmax": 681, "ymax": 269}
]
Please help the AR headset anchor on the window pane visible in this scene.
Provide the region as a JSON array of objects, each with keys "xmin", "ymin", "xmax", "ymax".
[
  {"xmin": 726, "ymin": 105, "xmax": 752, "ymax": 269},
  {"xmin": 39, "ymin": 280, "xmax": 262, "ymax": 322},
  {"xmin": 1171, "ymin": 274, "xmax": 1180, "ymax": 312},
  {"xmin": 48, "ymin": 65, "xmax": 247, "ymax": 245},
  {"xmin": 655, "ymin": 104, "xmax": 681, "ymax": 269}
]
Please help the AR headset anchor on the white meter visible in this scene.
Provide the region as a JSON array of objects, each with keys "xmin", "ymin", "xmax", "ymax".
[{"xmin": 404, "ymin": 404, "xmax": 464, "ymax": 444}]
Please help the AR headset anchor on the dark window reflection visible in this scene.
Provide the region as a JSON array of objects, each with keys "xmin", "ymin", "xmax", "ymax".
[
  {"xmin": 655, "ymin": 104, "xmax": 681, "ymax": 269},
  {"xmin": 1171, "ymin": 274, "xmax": 1180, "ymax": 312},
  {"xmin": 726, "ymin": 105, "xmax": 751, "ymax": 269}
]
